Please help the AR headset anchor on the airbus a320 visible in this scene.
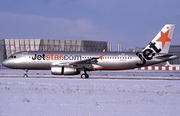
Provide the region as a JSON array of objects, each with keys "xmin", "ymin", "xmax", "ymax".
[{"xmin": 2, "ymin": 24, "xmax": 178, "ymax": 78}]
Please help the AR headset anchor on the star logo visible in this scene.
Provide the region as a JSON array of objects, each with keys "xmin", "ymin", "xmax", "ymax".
[
  {"xmin": 156, "ymin": 30, "xmax": 171, "ymax": 49},
  {"xmin": 98, "ymin": 55, "xmax": 104, "ymax": 60}
]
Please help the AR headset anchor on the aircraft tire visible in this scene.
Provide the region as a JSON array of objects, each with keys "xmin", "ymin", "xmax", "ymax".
[
  {"xmin": 81, "ymin": 74, "xmax": 89, "ymax": 79},
  {"xmin": 85, "ymin": 74, "xmax": 89, "ymax": 78},
  {"xmin": 24, "ymin": 74, "xmax": 28, "ymax": 78}
]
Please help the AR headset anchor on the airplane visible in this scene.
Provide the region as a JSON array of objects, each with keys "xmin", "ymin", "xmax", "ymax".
[
  {"xmin": 2, "ymin": 24, "xmax": 178, "ymax": 78},
  {"xmin": 165, "ymin": 61, "xmax": 180, "ymax": 67}
]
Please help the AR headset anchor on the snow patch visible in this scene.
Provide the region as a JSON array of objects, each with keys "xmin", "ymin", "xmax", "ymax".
[{"xmin": 0, "ymin": 78, "xmax": 180, "ymax": 115}]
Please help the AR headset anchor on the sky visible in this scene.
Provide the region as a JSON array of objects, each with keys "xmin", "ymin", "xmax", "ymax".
[{"xmin": 0, "ymin": 0, "xmax": 180, "ymax": 51}]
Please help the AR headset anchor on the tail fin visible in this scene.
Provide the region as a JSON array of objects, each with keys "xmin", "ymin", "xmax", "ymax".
[{"xmin": 143, "ymin": 24, "xmax": 175, "ymax": 53}]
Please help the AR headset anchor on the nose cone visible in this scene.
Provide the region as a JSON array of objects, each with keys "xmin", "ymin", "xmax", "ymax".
[
  {"xmin": 2, "ymin": 60, "xmax": 8, "ymax": 67},
  {"xmin": 2, "ymin": 59, "xmax": 12, "ymax": 68}
]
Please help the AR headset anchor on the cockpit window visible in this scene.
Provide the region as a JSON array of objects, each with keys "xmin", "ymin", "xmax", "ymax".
[{"xmin": 9, "ymin": 55, "xmax": 16, "ymax": 58}]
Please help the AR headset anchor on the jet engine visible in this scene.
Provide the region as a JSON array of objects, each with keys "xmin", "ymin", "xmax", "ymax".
[{"xmin": 51, "ymin": 66, "xmax": 80, "ymax": 75}]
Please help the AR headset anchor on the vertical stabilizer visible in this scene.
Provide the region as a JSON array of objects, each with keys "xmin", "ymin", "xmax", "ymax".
[{"xmin": 143, "ymin": 24, "xmax": 175, "ymax": 53}]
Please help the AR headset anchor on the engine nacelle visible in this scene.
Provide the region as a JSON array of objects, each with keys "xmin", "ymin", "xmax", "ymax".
[{"xmin": 51, "ymin": 66, "xmax": 80, "ymax": 75}]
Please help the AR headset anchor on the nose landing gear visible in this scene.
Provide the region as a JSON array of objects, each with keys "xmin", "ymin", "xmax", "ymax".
[{"xmin": 24, "ymin": 69, "xmax": 28, "ymax": 78}]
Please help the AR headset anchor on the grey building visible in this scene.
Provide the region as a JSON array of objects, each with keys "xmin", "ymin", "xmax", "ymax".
[
  {"xmin": 0, "ymin": 39, "xmax": 110, "ymax": 63},
  {"xmin": 118, "ymin": 43, "xmax": 123, "ymax": 52},
  {"xmin": 0, "ymin": 40, "xmax": 5, "ymax": 63},
  {"xmin": 168, "ymin": 45, "xmax": 180, "ymax": 64}
]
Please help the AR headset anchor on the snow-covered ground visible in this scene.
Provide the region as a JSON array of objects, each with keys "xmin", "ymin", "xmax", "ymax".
[
  {"xmin": 1, "ymin": 76, "xmax": 180, "ymax": 115},
  {"xmin": 1, "ymin": 69, "xmax": 180, "ymax": 115}
]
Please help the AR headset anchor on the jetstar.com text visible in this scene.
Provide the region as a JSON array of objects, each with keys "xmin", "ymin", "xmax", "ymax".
[{"xmin": 32, "ymin": 54, "xmax": 82, "ymax": 60}]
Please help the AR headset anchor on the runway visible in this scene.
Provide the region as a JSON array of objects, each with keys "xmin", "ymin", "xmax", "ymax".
[{"xmin": 0, "ymin": 69, "xmax": 180, "ymax": 80}]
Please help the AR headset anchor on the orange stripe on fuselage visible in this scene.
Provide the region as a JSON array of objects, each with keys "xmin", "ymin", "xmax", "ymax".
[{"xmin": 30, "ymin": 67, "xmax": 51, "ymax": 70}]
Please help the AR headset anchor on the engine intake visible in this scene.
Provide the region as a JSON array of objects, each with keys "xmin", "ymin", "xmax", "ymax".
[{"xmin": 51, "ymin": 66, "xmax": 80, "ymax": 75}]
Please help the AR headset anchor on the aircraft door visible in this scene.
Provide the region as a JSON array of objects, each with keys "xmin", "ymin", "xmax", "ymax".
[{"xmin": 22, "ymin": 52, "xmax": 28, "ymax": 63}]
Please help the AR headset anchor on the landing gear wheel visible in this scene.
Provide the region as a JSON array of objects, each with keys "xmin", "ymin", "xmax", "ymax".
[
  {"xmin": 24, "ymin": 74, "xmax": 28, "ymax": 78},
  {"xmin": 24, "ymin": 69, "xmax": 28, "ymax": 78},
  {"xmin": 81, "ymin": 74, "xmax": 89, "ymax": 79}
]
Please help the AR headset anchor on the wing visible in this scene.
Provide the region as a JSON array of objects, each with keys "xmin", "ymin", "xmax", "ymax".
[
  {"xmin": 52, "ymin": 55, "xmax": 103, "ymax": 69},
  {"xmin": 69, "ymin": 57, "xmax": 98, "ymax": 69}
]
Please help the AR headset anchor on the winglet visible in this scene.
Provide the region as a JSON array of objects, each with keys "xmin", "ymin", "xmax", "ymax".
[{"xmin": 98, "ymin": 55, "xmax": 104, "ymax": 60}]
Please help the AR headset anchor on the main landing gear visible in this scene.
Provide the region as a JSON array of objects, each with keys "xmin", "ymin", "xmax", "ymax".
[
  {"xmin": 81, "ymin": 73, "xmax": 89, "ymax": 79},
  {"xmin": 81, "ymin": 69, "xmax": 89, "ymax": 79},
  {"xmin": 24, "ymin": 69, "xmax": 28, "ymax": 78}
]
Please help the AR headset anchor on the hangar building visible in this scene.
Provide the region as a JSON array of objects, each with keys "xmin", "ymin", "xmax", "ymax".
[
  {"xmin": 168, "ymin": 45, "xmax": 180, "ymax": 64},
  {"xmin": 0, "ymin": 39, "xmax": 110, "ymax": 63}
]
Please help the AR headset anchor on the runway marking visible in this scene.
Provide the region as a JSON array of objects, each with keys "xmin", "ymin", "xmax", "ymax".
[{"xmin": 136, "ymin": 66, "xmax": 180, "ymax": 71}]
